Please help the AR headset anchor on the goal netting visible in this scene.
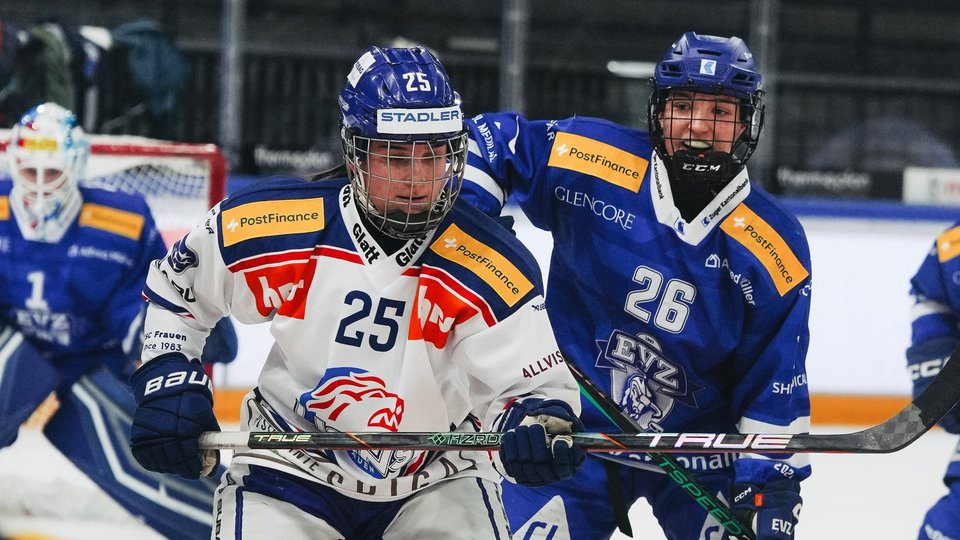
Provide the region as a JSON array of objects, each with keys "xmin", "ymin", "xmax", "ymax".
[{"xmin": 0, "ymin": 130, "xmax": 226, "ymax": 244}]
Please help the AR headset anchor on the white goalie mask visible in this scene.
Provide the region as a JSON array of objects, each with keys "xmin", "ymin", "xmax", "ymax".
[{"xmin": 8, "ymin": 102, "xmax": 88, "ymax": 243}]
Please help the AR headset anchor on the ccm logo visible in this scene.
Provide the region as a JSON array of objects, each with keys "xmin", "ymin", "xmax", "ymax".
[{"xmin": 144, "ymin": 370, "xmax": 211, "ymax": 395}]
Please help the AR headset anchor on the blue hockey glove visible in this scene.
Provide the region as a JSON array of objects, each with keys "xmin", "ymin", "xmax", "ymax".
[
  {"xmin": 500, "ymin": 399, "xmax": 585, "ymax": 486},
  {"xmin": 732, "ymin": 480, "xmax": 803, "ymax": 540},
  {"xmin": 130, "ymin": 353, "xmax": 220, "ymax": 479},
  {"xmin": 907, "ymin": 336, "xmax": 960, "ymax": 433},
  {"xmin": 200, "ymin": 317, "xmax": 239, "ymax": 365}
]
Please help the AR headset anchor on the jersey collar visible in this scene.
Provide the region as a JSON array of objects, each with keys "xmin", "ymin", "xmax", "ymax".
[
  {"xmin": 649, "ymin": 153, "xmax": 751, "ymax": 246},
  {"xmin": 339, "ymin": 184, "xmax": 434, "ymax": 277}
]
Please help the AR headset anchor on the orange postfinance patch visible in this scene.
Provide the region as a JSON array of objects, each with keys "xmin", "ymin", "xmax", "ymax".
[
  {"xmin": 547, "ymin": 131, "xmax": 648, "ymax": 192},
  {"xmin": 78, "ymin": 203, "xmax": 144, "ymax": 240},
  {"xmin": 936, "ymin": 225, "xmax": 960, "ymax": 263},
  {"xmin": 429, "ymin": 223, "xmax": 533, "ymax": 307},
  {"xmin": 0, "ymin": 196, "xmax": 8, "ymax": 220},
  {"xmin": 720, "ymin": 205, "xmax": 809, "ymax": 296},
  {"xmin": 221, "ymin": 198, "xmax": 325, "ymax": 247}
]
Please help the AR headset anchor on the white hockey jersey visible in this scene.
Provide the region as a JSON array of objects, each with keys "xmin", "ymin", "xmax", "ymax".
[{"xmin": 141, "ymin": 176, "xmax": 579, "ymax": 501}]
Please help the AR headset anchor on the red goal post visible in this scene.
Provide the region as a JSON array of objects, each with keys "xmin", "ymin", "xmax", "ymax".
[{"xmin": 0, "ymin": 130, "xmax": 227, "ymax": 245}]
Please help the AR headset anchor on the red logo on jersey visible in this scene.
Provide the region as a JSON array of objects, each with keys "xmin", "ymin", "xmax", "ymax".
[
  {"xmin": 300, "ymin": 368, "xmax": 404, "ymax": 431},
  {"xmin": 409, "ymin": 277, "xmax": 482, "ymax": 348},
  {"xmin": 242, "ymin": 257, "xmax": 317, "ymax": 319}
]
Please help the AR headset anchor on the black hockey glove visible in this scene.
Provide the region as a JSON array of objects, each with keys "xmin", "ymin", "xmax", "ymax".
[
  {"xmin": 500, "ymin": 398, "xmax": 585, "ymax": 486},
  {"xmin": 731, "ymin": 480, "xmax": 802, "ymax": 540},
  {"xmin": 130, "ymin": 353, "xmax": 220, "ymax": 479},
  {"xmin": 907, "ymin": 336, "xmax": 960, "ymax": 433}
]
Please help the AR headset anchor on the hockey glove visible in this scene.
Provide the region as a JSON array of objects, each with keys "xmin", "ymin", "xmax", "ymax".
[
  {"xmin": 732, "ymin": 480, "xmax": 803, "ymax": 540},
  {"xmin": 500, "ymin": 399, "xmax": 585, "ymax": 486},
  {"xmin": 907, "ymin": 336, "xmax": 960, "ymax": 433},
  {"xmin": 130, "ymin": 353, "xmax": 220, "ymax": 479}
]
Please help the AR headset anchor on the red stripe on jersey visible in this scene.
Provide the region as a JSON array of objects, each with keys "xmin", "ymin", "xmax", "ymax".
[
  {"xmin": 228, "ymin": 248, "xmax": 316, "ymax": 272},
  {"xmin": 228, "ymin": 245, "xmax": 362, "ymax": 272},
  {"xmin": 418, "ymin": 265, "xmax": 497, "ymax": 327},
  {"xmin": 315, "ymin": 246, "xmax": 364, "ymax": 265}
]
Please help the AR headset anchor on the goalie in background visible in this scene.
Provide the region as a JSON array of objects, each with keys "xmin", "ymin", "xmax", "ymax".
[
  {"xmin": 459, "ymin": 32, "xmax": 811, "ymax": 539},
  {"xmin": 0, "ymin": 102, "xmax": 236, "ymax": 539},
  {"xmin": 907, "ymin": 222, "xmax": 960, "ymax": 540}
]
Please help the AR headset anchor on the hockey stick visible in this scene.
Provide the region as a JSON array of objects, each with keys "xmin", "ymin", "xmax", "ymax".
[
  {"xmin": 200, "ymin": 348, "xmax": 960, "ymax": 453},
  {"xmin": 564, "ymin": 360, "xmax": 753, "ymax": 540}
]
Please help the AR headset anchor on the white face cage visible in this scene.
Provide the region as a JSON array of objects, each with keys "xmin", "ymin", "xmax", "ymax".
[{"xmin": 343, "ymin": 129, "xmax": 468, "ymax": 239}]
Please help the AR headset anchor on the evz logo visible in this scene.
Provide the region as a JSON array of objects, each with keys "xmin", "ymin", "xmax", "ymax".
[
  {"xmin": 595, "ymin": 330, "xmax": 702, "ymax": 432},
  {"xmin": 167, "ymin": 238, "xmax": 199, "ymax": 273}
]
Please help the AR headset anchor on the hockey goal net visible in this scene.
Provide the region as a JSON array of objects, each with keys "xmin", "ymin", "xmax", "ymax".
[
  {"xmin": 0, "ymin": 130, "xmax": 227, "ymax": 245},
  {"xmin": 0, "ymin": 133, "xmax": 227, "ymax": 533}
]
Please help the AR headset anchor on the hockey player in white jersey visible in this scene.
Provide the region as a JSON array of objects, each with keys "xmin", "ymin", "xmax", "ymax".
[
  {"xmin": 0, "ymin": 102, "xmax": 233, "ymax": 539},
  {"xmin": 129, "ymin": 46, "xmax": 584, "ymax": 539},
  {"xmin": 907, "ymin": 222, "xmax": 960, "ymax": 540},
  {"xmin": 460, "ymin": 33, "xmax": 811, "ymax": 539}
]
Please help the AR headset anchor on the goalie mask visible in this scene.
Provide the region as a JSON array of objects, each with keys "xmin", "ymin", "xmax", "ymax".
[
  {"xmin": 339, "ymin": 46, "xmax": 467, "ymax": 239},
  {"xmin": 648, "ymin": 32, "xmax": 764, "ymax": 220},
  {"xmin": 8, "ymin": 102, "xmax": 88, "ymax": 243}
]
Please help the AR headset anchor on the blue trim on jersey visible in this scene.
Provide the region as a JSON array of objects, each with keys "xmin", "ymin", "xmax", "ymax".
[
  {"xmin": 476, "ymin": 477, "xmax": 504, "ymax": 540},
  {"xmin": 143, "ymin": 284, "xmax": 190, "ymax": 315},
  {"xmin": 218, "ymin": 176, "xmax": 349, "ymax": 267}
]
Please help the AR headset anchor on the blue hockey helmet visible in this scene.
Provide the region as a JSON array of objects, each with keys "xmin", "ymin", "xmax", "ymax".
[
  {"xmin": 647, "ymin": 32, "xmax": 765, "ymax": 207},
  {"xmin": 338, "ymin": 46, "xmax": 467, "ymax": 239}
]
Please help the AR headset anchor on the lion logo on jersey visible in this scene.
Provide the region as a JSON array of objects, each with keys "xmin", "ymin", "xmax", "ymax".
[
  {"xmin": 297, "ymin": 367, "xmax": 405, "ymax": 431},
  {"xmin": 620, "ymin": 372, "xmax": 666, "ymax": 432}
]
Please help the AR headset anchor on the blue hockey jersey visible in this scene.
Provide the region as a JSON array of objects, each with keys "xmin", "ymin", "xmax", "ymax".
[
  {"xmin": 0, "ymin": 179, "xmax": 166, "ymax": 384},
  {"xmin": 462, "ymin": 113, "xmax": 812, "ymax": 486},
  {"xmin": 910, "ymin": 220, "xmax": 960, "ymax": 344}
]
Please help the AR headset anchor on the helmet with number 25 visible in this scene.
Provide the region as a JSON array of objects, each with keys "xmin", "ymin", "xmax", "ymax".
[
  {"xmin": 339, "ymin": 46, "xmax": 467, "ymax": 239},
  {"xmin": 8, "ymin": 102, "xmax": 89, "ymax": 243}
]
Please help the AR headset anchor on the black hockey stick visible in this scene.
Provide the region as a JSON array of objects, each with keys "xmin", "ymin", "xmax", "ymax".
[
  {"xmin": 200, "ymin": 348, "xmax": 960, "ymax": 453},
  {"xmin": 564, "ymin": 360, "xmax": 753, "ymax": 540}
]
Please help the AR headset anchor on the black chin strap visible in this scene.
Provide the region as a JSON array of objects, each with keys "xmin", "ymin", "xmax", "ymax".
[{"xmin": 667, "ymin": 150, "xmax": 741, "ymax": 222}]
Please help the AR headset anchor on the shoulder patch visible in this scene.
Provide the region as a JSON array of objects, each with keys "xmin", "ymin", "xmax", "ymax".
[
  {"xmin": 720, "ymin": 204, "xmax": 808, "ymax": 296},
  {"xmin": 547, "ymin": 131, "xmax": 647, "ymax": 192},
  {"xmin": 936, "ymin": 225, "xmax": 960, "ymax": 263},
  {"xmin": 429, "ymin": 223, "xmax": 534, "ymax": 306},
  {"xmin": 78, "ymin": 203, "xmax": 144, "ymax": 240},
  {"xmin": 0, "ymin": 196, "xmax": 8, "ymax": 220},
  {"xmin": 221, "ymin": 198, "xmax": 325, "ymax": 247}
]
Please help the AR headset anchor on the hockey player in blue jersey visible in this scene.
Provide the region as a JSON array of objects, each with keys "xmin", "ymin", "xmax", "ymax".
[
  {"xmin": 907, "ymin": 222, "xmax": 960, "ymax": 540},
  {"xmin": 460, "ymin": 32, "xmax": 811, "ymax": 539},
  {"xmin": 0, "ymin": 102, "xmax": 234, "ymax": 539},
  {"xmin": 128, "ymin": 46, "xmax": 584, "ymax": 539}
]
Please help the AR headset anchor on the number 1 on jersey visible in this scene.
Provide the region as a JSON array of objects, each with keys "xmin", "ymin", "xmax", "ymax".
[{"xmin": 26, "ymin": 271, "xmax": 50, "ymax": 311}]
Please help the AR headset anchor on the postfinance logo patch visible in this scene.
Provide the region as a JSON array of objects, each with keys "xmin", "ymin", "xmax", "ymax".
[
  {"xmin": 429, "ymin": 223, "xmax": 533, "ymax": 306},
  {"xmin": 936, "ymin": 225, "xmax": 960, "ymax": 263},
  {"xmin": 720, "ymin": 205, "xmax": 808, "ymax": 296},
  {"xmin": 79, "ymin": 203, "xmax": 144, "ymax": 240},
  {"xmin": 547, "ymin": 132, "xmax": 647, "ymax": 192},
  {"xmin": 0, "ymin": 196, "xmax": 8, "ymax": 220},
  {"xmin": 222, "ymin": 198, "xmax": 324, "ymax": 247}
]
